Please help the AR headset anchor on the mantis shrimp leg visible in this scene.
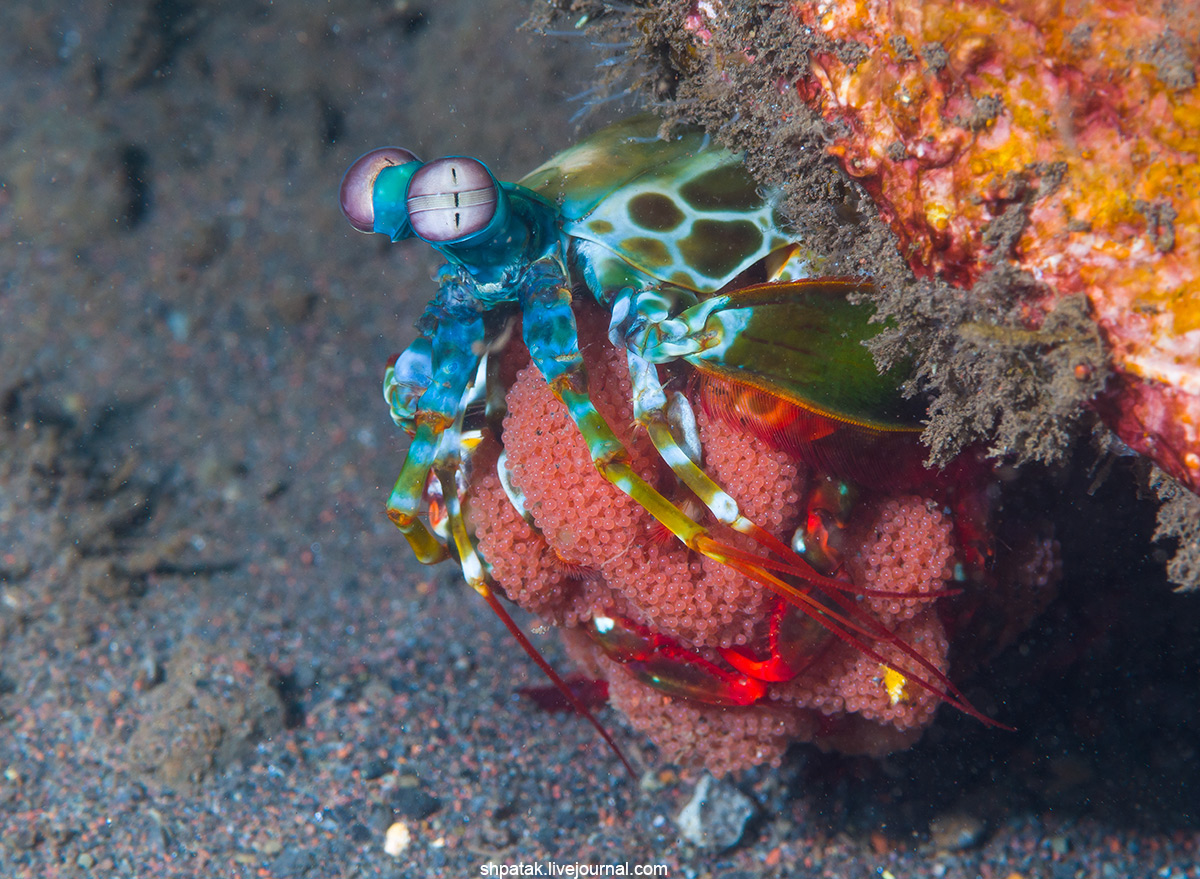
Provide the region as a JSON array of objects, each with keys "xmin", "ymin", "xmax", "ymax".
[
  {"xmin": 384, "ymin": 268, "xmax": 637, "ymax": 775},
  {"xmin": 384, "ymin": 275, "xmax": 485, "ymax": 564},
  {"xmin": 608, "ymin": 283, "xmax": 1003, "ymax": 726}
]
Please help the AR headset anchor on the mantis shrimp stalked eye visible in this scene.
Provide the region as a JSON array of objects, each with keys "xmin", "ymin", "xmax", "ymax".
[
  {"xmin": 406, "ymin": 158, "xmax": 500, "ymax": 243},
  {"xmin": 342, "ymin": 117, "xmax": 1057, "ymax": 776},
  {"xmin": 339, "ymin": 147, "xmax": 420, "ymax": 234}
]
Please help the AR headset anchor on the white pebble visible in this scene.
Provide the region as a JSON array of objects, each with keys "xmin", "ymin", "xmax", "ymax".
[{"xmin": 383, "ymin": 821, "xmax": 411, "ymax": 857}]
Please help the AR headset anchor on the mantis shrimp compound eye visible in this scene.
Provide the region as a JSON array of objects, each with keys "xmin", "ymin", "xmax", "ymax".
[
  {"xmin": 406, "ymin": 157, "xmax": 498, "ymax": 243},
  {"xmin": 340, "ymin": 147, "xmax": 421, "ymax": 233}
]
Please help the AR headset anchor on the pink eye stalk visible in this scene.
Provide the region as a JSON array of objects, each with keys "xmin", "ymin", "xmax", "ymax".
[
  {"xmin": 406, "ymin": 157, "xmax": 498, "ymax": 243},
  {"xmin": 339, "ymin": 147, "xmax": 420, "ymax": 233}
]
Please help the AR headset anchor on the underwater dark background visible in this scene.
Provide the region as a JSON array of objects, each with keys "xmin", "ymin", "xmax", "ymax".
[{"xmin": 1, "ymin": 1, "xmax": 1197, "ymax": 876}]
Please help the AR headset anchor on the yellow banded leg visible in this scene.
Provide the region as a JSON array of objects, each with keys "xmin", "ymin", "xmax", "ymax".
[
  {"xmin": 617, "ymin": 354, "xmax": 998, "ymax": 722},
  {"xmin": 385, "ymin": 279, "xmax": 487, "ymax": 564},
  {"xmin": 625, "ymin": 350, "xmax": 802, "ymax": 562},
  {"xmin": 558, "ymin": 374, "xmax": 994, "ymax": 723},
  {"xmin": 520, "ymin": 278, "xmax": 987, "ymax": 720},
  {"xmin": 386, "ymin": 419, "xmax": 451, "ymax": 564},
  {"xmin": 437, "ymin": 461, "xmax": 636, "ymax": 777}
]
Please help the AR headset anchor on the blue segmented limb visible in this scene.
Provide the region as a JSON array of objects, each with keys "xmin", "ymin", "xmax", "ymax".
[
  {"xmin": 386, "ymin": 274, "xmax": 486, "ymax": 563},
  {"xmin": 628, "ymin": 293, "xmax": 742, "ymax": 364},
  {"xmin": 519, "ymin": 259, "xmax": 626, "ymax": 467},
  {"xmin": 607, "ymin": 286, "xmax": 702, "ymax": 362},
  {"xmin": 384, "ymin": 335, "xmax": 434, "ymax": 430}
]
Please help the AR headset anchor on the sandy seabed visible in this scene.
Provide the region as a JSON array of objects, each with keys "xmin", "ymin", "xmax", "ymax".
[{"xmin": 1, "ymin": 2, "xmax": 1198, "ymax": 877}]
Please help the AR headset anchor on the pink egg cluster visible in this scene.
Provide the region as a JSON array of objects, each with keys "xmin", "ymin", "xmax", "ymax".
[
  {"xmin": 471, "ymin": 306, "xmax": 791, "ymax": 649},
  {"xmin": 466, "ymin": 304, "xmax": 1057, "ymax": 773},
  {"xmin": 853, "ymin": 496, "xmax": 956, "ymax": 623}
]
